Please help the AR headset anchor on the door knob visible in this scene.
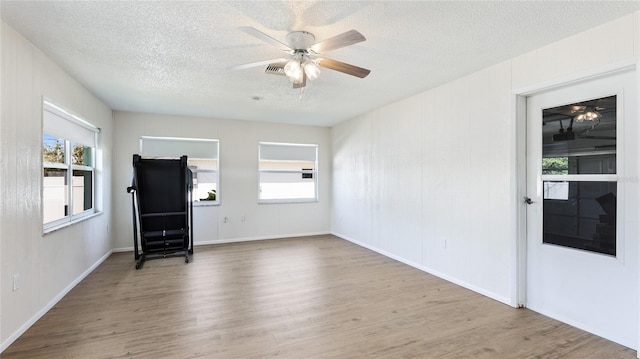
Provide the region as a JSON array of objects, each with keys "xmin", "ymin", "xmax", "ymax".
[{"xmin": 524, "ymin": 197, "xmax": 534, "ymax": 205}]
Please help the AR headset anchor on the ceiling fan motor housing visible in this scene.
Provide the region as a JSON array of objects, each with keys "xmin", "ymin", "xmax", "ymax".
[{"xmin": 286, "ymin": 31, "xmax": 316, "ymax": 50}]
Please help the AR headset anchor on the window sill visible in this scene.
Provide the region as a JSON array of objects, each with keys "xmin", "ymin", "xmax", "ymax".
[
  {"xmin": 194, "ymin": 201, "xmax": 219, "ymax": 207},
  {"xmin": 43, "ymin": 211, "xmax": 103, "ymax": 235},
  {"xmin": 259, "ymin": 199, "xmax": 319, "ymax": 205}
]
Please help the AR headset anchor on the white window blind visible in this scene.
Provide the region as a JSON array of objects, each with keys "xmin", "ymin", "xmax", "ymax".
[
  {"xmin": 43, "ymin": 101, "xmax": 99, "ymax": 147},
  {"xmin": 140, "ymin": 136, "xmax": 218, "ymax": 159},
  {"xmin": 259, "ymin": 142, "xmax": 317, "ymax": 162}
]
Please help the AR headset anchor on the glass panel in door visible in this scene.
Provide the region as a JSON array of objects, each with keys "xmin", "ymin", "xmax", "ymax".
[{"xmin": 541, "ymin": 95, "xmax": 617, "ymax": 256}]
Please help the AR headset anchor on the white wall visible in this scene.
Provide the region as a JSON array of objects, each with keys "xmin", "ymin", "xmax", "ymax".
[
  {"xmin": 112, "ymin": 111, "xmax": 331, "ymax": 250},
  {"xmin": 332, "ymin": 61, "xmax": 514, "ymax": 303},
  {"xmin": 0, "ymin": 21, "xmax": 114, "ymax": 350},
  {"xmin": 332, "ymin": 10, "xmax": 639, "ymax": 319}
]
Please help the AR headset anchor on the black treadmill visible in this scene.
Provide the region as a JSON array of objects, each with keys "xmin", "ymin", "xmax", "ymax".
[{"xmin": 127, "ymin": 154, "xmax": 193, "ymax": 269}]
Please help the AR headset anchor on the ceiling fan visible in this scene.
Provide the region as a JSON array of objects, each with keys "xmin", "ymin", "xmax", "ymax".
[
  {"xmin": 544, "ymin": 96, "xmax": 616, "ymax": 142},
  {"xmin": 232, "ymin": 26, "xmax": 371, "ymax": 89}
]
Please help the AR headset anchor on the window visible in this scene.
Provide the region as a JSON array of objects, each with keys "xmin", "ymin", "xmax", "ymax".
[
  {"xmin": 43, "ymin": 101, "xmax": 99, "ymax": 231},
  {"xmin": 541, "ymin": 95, "xmax": 617, "ymax": 255},
  {"xmin": 258, "ymin": 142, "xmax": 318, "ymax": 203},
  {"xmin": 140, "ymin": 136, "xmax": 219, "ymax": 205}
]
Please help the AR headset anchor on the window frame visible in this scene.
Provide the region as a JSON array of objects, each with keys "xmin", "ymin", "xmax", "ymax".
[
  {"xmin": 139, "ymin": 136, "xmax": 220, "ymax": 206},
  {"xmin": 42, "ymin": 101, "xmax": 99, "ymax": 232},
  {"xmin": 258, "ymin": 142, "xmax": 319, "ymax": 204}
]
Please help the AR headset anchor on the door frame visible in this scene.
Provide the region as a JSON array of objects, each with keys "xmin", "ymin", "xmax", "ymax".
[{"xmin": 513, "ymin": 60, "xmax": 637, "ymax": 309}]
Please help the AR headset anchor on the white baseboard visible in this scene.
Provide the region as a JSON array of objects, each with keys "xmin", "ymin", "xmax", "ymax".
[
  {"xmin": 1, "ymin": 250, "xmax": 113, "ymax": 353},
  {"xmin": 195, "ymin": 232, "xmax": 331, "ymax": 246},
  {"xmin": 112, "ymin": 246, "xmax": 134, "ymax": 253},
  {"xmin": 112, "ymin": 232, "xmax": 331, "ymax": 252},
  {"xmin": 332, "ymin": 232, "xmax": 512, "ymax": 306}
]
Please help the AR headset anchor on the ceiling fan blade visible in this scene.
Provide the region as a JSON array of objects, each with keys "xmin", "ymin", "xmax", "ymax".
[
  {"xmin": 293, "ymin": 71, "xmax": 307, "ymax": 89},
  {"xmin": 310, "ymin": 30, "xmax": 366, "ymax": 54},
  {"xmin": 317, "ymin": 58, "xmax": 371, "ymax": 78},
  {"xmin": 239, "ymin": 26, "xmax": 292, "ymax": 52},
  {"xmin": 230, "ymin": 58, "xmax": 287, "ymax": 70}
]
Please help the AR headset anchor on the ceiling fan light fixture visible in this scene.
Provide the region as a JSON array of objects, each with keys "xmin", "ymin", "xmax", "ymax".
[
  {"xmin": 289, "ymin": 67, "xmax": 305, "ymax": 84},
  {"xmin": 303, "ymin": 60, "xmax": 320, "ymax": 81},
  {"xmin": 570, "ymin": 105, "xmax": 587, "ymax": 114},
  {"xmin": 574, "ymin": 109, "xmax": 601, "ymax": 122},
  {"xmin": 284, "ymin": 59, "xmax": 301, "ymax": 77}
]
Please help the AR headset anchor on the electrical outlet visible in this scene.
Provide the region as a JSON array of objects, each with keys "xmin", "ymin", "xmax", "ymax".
[{"xmin": 13, "ymin": 273, "xmax": 20, "ymax": 291}]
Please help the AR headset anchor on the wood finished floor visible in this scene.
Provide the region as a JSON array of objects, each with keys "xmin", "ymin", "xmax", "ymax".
[{"xmin": 3, "ymin": 235, "xmax": 635, "ymax": 358}]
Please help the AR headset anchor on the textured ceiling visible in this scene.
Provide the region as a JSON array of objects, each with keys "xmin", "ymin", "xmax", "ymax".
[{"xmin": 2, "ymin": 1, "xmax": 639, "ymax": 127}]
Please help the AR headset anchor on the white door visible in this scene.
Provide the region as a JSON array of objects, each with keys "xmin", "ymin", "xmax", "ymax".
[{"xmin": 525, "ymin": 70, "xmax": 638, "ymax": 349}]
